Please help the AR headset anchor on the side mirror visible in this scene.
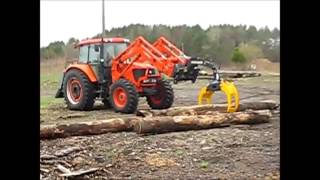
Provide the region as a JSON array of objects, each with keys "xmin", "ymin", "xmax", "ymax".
[
  {"xmin": 106, "ymin": 52, "xmax": 115, "ymax": 59},
  {"xmin": 94, "ymin": 45, "xmax": 100, "ymax": 52},
  {"xmin": 105, "ymin": 52, "xmax": 110, "ymax": 60}
]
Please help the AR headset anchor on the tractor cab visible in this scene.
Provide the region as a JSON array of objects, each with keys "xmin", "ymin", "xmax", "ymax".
[
  {"xmin": 76, "ymin": 38, "xmax": 130, "ymax": 63},
  {"xmin": 74, "ymin": 38, "xmax": 130, "ymax": 81},
  {"xmin": 76, "ymin": 37, "xmax": 130, "ymax": 64}
]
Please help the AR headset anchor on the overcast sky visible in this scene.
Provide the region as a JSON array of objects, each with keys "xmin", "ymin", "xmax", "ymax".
[{"xmin": 40, "ymin": 0, "xmax": 280, "ymax": 47}]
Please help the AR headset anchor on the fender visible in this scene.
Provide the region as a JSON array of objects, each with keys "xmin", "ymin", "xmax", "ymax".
[
  {"xmin": 55, "ymin": 63, "xmax": 98, "ymax": 98},
  {"xmin": 64, "ymin": 63, "xmax": 98, "ymax": 82}
]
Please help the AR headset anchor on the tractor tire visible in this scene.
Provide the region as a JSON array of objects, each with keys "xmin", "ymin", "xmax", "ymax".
[
  {"xmin": 110, "ymin": 79, "xmax": 139, "ymax": 113},
  {"xmin": 63, "ymin": 69, "xmax": 95, "ymax": 111},
  {"xmin": 147, "ymin": 79, "xmax": 174, "ymax": 109}
]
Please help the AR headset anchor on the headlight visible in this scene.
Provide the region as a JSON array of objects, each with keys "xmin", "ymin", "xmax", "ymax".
[{"xmin": 148, "ymin": 68, "xmax": 157, "ymax": 75}]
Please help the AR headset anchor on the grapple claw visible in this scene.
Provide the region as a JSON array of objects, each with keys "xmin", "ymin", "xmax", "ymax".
[
  {"xmin": 220, "ymin": 80, "xmax": 239, "ymax": 112},
  {"xmin": 198, "ymin": 80, "xmax": 239, "ymax": 113},
  {"xmin": 198, "ymin": 86, "xmax": 214, "ymax": 105}
]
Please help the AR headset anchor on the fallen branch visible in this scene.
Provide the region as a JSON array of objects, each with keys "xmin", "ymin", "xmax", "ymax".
[
  {"xmin": 59, "ymin": 167, "xmax": 99, "ymax": 177},
  {"xmin": 40, "ymin": 154, "xmax": 57, "ymax": 160},
  {"xmin": 134, "ymin": 110, "xmax": 272, "ymax": 134},
  {"xmin": 54, "ymin": 147, "xmax": 82, "ymax": 157},
  {"xmin": 56, "ymin": 113, "xmax": 88, "ymax": 120},
  {"xmin": 40, "ymin": 168, "xmax": 50, "ymax": 173},
  {"xmin": 57, "ymin": 164, "xmax": 71, "ymax": 174}
]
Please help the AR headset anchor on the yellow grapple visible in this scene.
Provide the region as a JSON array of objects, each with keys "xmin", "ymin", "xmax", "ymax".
[{"xmin": 198, "ymin": 80, "xmax": 239, "ymax": 112}]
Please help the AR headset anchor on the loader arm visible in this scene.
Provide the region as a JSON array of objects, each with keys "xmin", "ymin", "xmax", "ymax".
[
  {"xmin": 152, "ymin": 36, "xmax": 188, "ymax": 64},
  {"xmin": 152, "ymin": 36, "xmax": 203, "ymax": 83},
  {"xmin": 111, "ymin": 36, "xmax": 177, "ymax": 82}
]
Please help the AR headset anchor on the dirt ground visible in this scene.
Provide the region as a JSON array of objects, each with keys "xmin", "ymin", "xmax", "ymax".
[{"xmin": 40, "ymin": 74, "xmax": 280, "ymax": 179}]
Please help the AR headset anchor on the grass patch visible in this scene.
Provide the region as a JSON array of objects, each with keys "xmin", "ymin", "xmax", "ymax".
[
  {"xmin": 175, "ymin": 150, "xmax": 185, "ymax": 156},
  {"xmin": 40, "ymin": 96, "xmax": 63, "ymax": 109},
  {"xmin": 105, "ymin": 148, "xmax": 117, "ymax": 159},
  {"xmin": 200, "ymin": 160, "xmax": 209, "ymax": 169},
  {"xmin": 40, "ymin": 73, "xmax": 63, "ymax": 92},
  {"xmin": 41, "ymin": 73, "xmax": 61, "ymax": 83}
]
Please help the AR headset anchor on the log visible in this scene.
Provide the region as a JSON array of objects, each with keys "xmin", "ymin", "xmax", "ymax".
[
  {"xmin": 134, "ymin": 110, "xmax": 272, "ymax": 134},
  {"xmin": 40, "ymin": 118, "xmax": 138, "ymax": 139},
  {"xmin": 137, "ymin": 101, "xmax": 279, "ymax": 117},
  {"xmin": 199, "ymin": 70, "xmax": 261, "ymax": 78}
]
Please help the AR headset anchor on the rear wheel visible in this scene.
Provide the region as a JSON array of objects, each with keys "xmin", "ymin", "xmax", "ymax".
[
  {"xmin": 110, "ymin": 79, "xmax": 139, "ymax": 113},
  {"xmin": 63, "ymin": 69, "xmax": 95, "ymax": 110},
  {"xmin": 147, "ymin": 79, "xmax": 174, "ymax": 109}
]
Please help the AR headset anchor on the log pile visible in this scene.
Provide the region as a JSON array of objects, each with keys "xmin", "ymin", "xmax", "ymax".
[
  {"xmin": 40, "ymin": 101, "xmax": 279, "ymax": 139},
  {"xmin": 198, "ymin": 70, "xmax": 261, "ymax": 79}
]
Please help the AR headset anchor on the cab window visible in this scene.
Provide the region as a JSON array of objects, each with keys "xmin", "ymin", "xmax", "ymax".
[
  {"xmin": 88, "ymin": 45, "xmax": 100, "ymax": 63},
  {"xmin": 79, "ymin": 45, "xmax": 89, "ymax": 63}
]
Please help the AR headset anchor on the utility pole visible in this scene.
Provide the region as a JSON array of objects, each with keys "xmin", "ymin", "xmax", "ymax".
[
  {"xmin": 99, "ymin": 0, "xmax": 106, "ymax": 85},
  {"xmin": 102, "ymin": 0, "xmax": 105, "ymax": 38}
]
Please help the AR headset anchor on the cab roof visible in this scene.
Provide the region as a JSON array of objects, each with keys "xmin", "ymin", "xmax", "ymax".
[{"xmin": 76, "ymin": 37, "xmax": 130, "ymax": 47}]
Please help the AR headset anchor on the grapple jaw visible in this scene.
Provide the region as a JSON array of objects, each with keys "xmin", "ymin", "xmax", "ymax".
[{"xmin": 198, "ymin": 80, "xmax": 239, "ymax": 112}]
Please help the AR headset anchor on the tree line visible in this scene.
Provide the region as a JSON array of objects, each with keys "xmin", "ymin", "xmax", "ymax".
[{"xmin": 40, "ymin": 24, "xmax": 279, "ymax": 64}]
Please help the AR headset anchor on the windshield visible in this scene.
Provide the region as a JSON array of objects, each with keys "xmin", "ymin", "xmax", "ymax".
[{"xmin": 103, "ymin": 43, "xmax": 128, "ymax": 59}]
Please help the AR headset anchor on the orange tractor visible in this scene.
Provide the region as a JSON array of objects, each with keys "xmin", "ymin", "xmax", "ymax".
[
  {"xmin": 55, "ymin": 35, "xmax": 239, "ymax": 113},
  {"xmin": 55, "ymin": 37, "xmax": 176, "ymax": 113}
]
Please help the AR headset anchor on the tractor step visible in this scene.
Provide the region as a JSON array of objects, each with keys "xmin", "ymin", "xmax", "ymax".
[{"xmin": 55, "ymin": 88, "xmax": 64, "ymax": 98}]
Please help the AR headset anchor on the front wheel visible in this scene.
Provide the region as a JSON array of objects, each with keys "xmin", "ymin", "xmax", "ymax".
[
  {"xmin": 146, "ymin": 80, "xmax": 174, "ymax": 109},
  {"xmin": 110, "ymin": 79, "xmax": 139, "ymax": 113}
]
